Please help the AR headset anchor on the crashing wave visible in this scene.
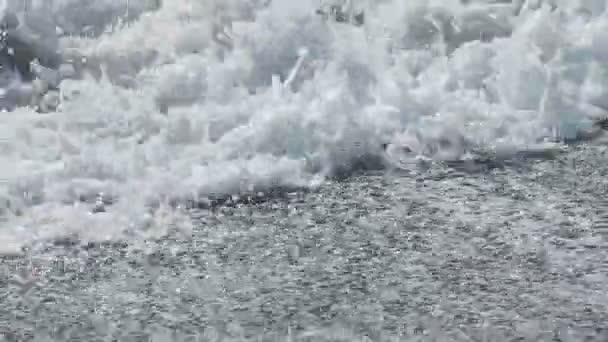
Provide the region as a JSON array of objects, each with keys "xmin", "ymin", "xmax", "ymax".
[{"xmin": 0, "ymin": 0, "xmax": 608, "ymax": 252}]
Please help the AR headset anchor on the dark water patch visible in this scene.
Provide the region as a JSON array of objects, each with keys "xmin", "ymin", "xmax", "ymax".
[{"xmin": 182, "ymin": 186, "xmax": 312, "ymax": 210}]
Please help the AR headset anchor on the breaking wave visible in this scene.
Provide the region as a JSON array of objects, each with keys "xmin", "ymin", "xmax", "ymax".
[{"xmin": 1, "ymin": 0, "xmax": 607, "ymax": 253}]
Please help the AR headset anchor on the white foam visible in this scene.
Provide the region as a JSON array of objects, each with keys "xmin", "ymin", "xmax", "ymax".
[{"xmin": 1, "ymin": 0, "xmax": 607, "ymax": 252}]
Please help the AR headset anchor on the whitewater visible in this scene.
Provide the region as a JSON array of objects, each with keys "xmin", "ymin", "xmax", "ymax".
[{"xmin": 0, "ymin": 0, "xmax": 607, "ymax": 254}]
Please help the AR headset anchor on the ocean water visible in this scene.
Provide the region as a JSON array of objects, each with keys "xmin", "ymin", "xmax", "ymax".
[
  {"xmin": 2, "ymin": 1, "xmax": 608, "ymax": 340},
  {"xmin": 0, "ymin": 0, "xmax": 607, "ymax": 254}
]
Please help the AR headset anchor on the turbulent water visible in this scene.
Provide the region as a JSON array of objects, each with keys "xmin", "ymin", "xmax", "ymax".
[{"xmin": 1, "ymin": 0, "xmax": 608, "ymax": 253}]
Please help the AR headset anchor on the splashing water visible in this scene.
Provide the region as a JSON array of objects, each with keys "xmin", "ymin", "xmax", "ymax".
[{"xmin": 0, "ymin": 0, "xmax": 607, "ymax": 253}]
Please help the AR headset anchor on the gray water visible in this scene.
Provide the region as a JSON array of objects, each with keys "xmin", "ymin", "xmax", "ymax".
[{"xmin": 1, "ymin": 143, "xmax": 608, "ymax": 341}]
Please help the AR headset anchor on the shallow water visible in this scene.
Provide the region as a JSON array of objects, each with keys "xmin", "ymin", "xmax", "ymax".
[{"xmin": 1, "ymin": 143, "xmax": 607, "ymax": 341}]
